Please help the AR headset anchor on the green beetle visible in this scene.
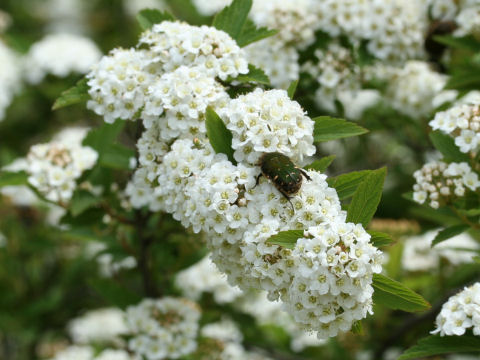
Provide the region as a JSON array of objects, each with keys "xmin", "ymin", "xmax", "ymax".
[{"xmin": 256, "ymin": 152, "xmax": 311, "ymax": 203}]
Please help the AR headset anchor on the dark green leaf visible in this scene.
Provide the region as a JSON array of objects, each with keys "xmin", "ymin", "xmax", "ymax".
[
  {"xmin": 398, "ymin": 334, "xmax": 480, "ymax": 360},
  {"xmin": 305, "ymin": 155, "xmax": 336, "ymax": 173},
  {"xmin": 327, "ymin": 170, "xmax": 371, "ymax": 200},
  {"xmin": 446, "ymin": 72, "xmax": 480, "ymax": 91},
  {"xmin": 233, "ymin": 64, "xmax": 270, "ymax": 85},
  {"xmin": 429, "ymin": 131, "xmax": 470, "ymax": 162},
  {"xmin": 267, "ymin": 230, "xmax": 304, "ymax": 249},
  {"xmin": 459, "ymin": 208, "xmax": 480, "ymax": 217},
  {"xmin": 287, "ymin": 80, "xmax": 299, "ymax": 99},
  {"xmin": 70, "ymin": 190, "xmax": 101, "ymax": 217},
  {"xmin": 205, "ymin": 107, "xmax": 236, "ymax": 164},
  {"xmin": 0, "ymin": 171, "xmax": 28, "ymax": 188},
  {"xmin": 433, "ymin": 35, "xmax": 480, "ymax": 52},
  {"xmin": 212, "ymin": 0, "xmax": 252, "ymax": 41},
  {"xmin": 346, "ymin": 167, "xmax": 387, "ymax": 227},
  {"xmin": 432, "ymin": 224, "xmax": 470, "ymax": 247},
  {"xmin": 52, "ymin": 78, "xmax": 89, "ymax": 110},
  {"xmin": 313, "ymin": 116, "xmax": 368, "ymax": 142},
  {"xmin": 136, "ymin": 9, "xmax": 175, "ymax": 30},
  {"xmin": 368, "ymin": 231, "xmax": 394, "ymax": 248},
  {"xmin": 100, "ymin": 144, "xmax": 135, "ymax": 170},
  {"xmin": 373, "ymin": 273, "xmax": 431, "ymax": 312},
  {"xmin": 236, "ymin": 19, "xmax": 278, "ymax": 47}
]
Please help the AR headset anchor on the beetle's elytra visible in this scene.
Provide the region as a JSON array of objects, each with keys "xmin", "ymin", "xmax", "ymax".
[{"xmin": 256, "ymin": 152, "xmax": 311, "ymax": 201}]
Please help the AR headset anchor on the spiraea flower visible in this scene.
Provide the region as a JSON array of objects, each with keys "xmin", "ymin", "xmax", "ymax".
[
  {"xmin": 430, "ymin": 103, "xmax": 480, "ymax": 154},
  {"xmin": 412, "ymin": 161, "xmax": 480, "ymax": 209},
  {"xmin": 191, "ymin": 0, "xmax": 231, "ymax": 16},
  {"xmin": 24, "ymin": 33, "xmax": 102, "ymax": 84},
  {"xmin": 26, "ymin": 127, "xmax": 98, "ymax": 203},
  {"xmin": 284, "ymin": 222, "xmax": 383, "ymax": 339},
  {"xmin": 432, "ymin": 283, "xmax": 480, "ymax": 336},
  {"xmin": 219, "ymin": 88, "xmax": 316, "ymax": 165},
  {"xmin": 126, "ymin": 297, "xmax": 201, "ymax": 360},
  {"xmin": 139, "ymin": 21, "xmax": 248, "ymax": 79}
]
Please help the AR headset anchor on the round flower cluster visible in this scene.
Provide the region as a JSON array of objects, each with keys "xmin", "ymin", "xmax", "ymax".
[
  {"xmin": 142, "ymin": 66, "xmax": 229, "ymax": 130},
  {"xmin": 315, "ymin": 0, "xmax": 427, "ymax": 63},
  {"xmin": 86, "ymin": 21, "xmax": 248, "ymax": 124},
  {"xmin": 191, "ymin": 0, "xmax": 231, "ymax": 16},
  {"xmin": 0, "ymin": 41, "xmax": 21, "ymax": 121},
  {"xmin": 402, "ymin": 230, "xmax": 480, "ymax": 272},
  {"xmin": 284, "ymin": 222, "xmax": 383, "ymax": 339},
  {"xmin": 245, "ymin": 38, "xmax": 299, "ymax": 89},
  {"xmin": 125, "ymin": 297, "xmax": 201, "ymax": 360},
  {"xmin": 430, "ymin": 103, "xmax": 480, "ymax": 153},
  {"xmin": 24, "ymin": 33, "xmax": 102, "ymax": 84},
  {"xmin": 50, "ymin": 347, "xmax": 137, "ymax": 360},
  {"xmin": 303, "ymin": 43, "xmax": 361, "ymax": 113},
  {"xmin": 139, "ymin": 21, "xmax": 249, "ymax": 79},
  {"xmin": 26, "ymin": 128, "xmax": 98, "ymax": 203},
  {"xmin": 67, "ymin": 308, "xmax": 128, "ymax": 344},
  {"xmin": 382, "ymin": 61, "xmax": 447, "ymax": 118},
  {"xmin": 432, "ymin": 282, "xmax": 480, "ymax": 336},
  {"xmin": 250, "ymin": 0, "xmax": 320, "ymax": 49},
  {"xmin": 219, "ymin": 88, "xmax": 316, "ymax": 165},
  {"xmin": 412, "ymin": 161, "xmax": 480, "ymax": 209}
]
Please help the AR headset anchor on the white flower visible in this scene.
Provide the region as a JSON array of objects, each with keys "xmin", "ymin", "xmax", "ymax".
[
  {"xmin": 24, "ymin": 33, "xmax": 101, "ymax": 84},
  {"xmin": 0, "ymin": 41, "xmax": 21, "ymax": 121}
]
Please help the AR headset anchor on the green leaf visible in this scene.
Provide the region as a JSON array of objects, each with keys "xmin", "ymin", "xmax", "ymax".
[
  {"xmin": 429, "ymin": 131, "xmax": 470, "ymax": 162},
  {"xmin": 212, "ymin": 0, "xmax": 252, "ymax": 41},
  {"xmin": 313, "ymin": 116, "xmax": 368, "ymax": 142},
  {"xmin": 473, "ymin": 256, "xmax": 480, "ymax": 264},
  {"xmin": 287, "ymin": 80, "xmax": 299, "ymax": 99},
  {"xmin": 305, "ymin": 155, "xmax": 336, "ymax": 173},
  {"xmin": 351, "ymin": 321, "xmax": 364, "ymax": 335},
  {"xmin": 236, "ymin": 19, "xmax": 278, "ymax": 47},
  {"xmin": 459, "ymin": 208, "xmax": 480, "ymax": 217},
  {"xmin": 267, "ymin": 230, "xmax": 305, "ymax": 249},
  {"xmin": 52, "ymin": 78, "xmax": 89, "ymax": 110},
  {"xmin": 368, "ymin": 231, "xmax": 394, "ymax": 248},
  {"xmin": 70, "ymin": 190, "xmax": 101, "ymax": 217},
  {"xmin": 372, "ymin": 273, "xmax": 431, "ymax": 312},
  {"xmin": 0, "ymin": 171, "xmax": 28, "ymax": 188},
  {"xmin": 432, "ymin": 224, "xmax": 470, "ymax": 247},
  {"xmin": 205, "ymin": 107, "xmax": 236, "ymax": 164},
  {"xmin": 327, "ymin": 170, "xmax": 371, "ymax": 200},
  {"xmin": 446, "ymin": 72, "xmax": 480, "ymax": 91},
  {"xmin": 346, "ymin": 167, "xmax": 387, "ymax": 227},
  {"xmin": 136, "ymin": 9, "xmax": 175, "ymax": 30},
  {"xmin": 100, "ymin": 144, "xmax": 135, "ymax": 170},
  {"xmin": 433, "ymin": 35, "xmax": 480, "ymax": 52},
  {"xmin": 233, "ymin": 64, "xmax": 270, "ymax": 85},
  {"xmin": 398, "ymin": 334, "xmax": 480, "ymax": 360}
]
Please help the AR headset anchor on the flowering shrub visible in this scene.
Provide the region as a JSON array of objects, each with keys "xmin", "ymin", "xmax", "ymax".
[{"xmin": 1, "ymin": 0, "xmax": 480, "ymax": 359}]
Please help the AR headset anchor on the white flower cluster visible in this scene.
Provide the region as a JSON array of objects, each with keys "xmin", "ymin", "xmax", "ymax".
[
  {"xmin": 428, "ymin": 0, "xmax": 480, "ymax": 38},
  {"xmin": 86, "ymin": 241, "xmax": 137, "ymax": 278},
  {"xmin": 303, "ymin": 43, "xmax": 361, "ymax": 113},
  {"xmin": 68, "ymin": 308, "xmax": 128, "ymax": 344},
  {"xmin": 24, "ymin": 33, "xmax": 102, "ymax": 84},
  {"xmin": 412, "ymin": 161, "xmax": 480, "ymax": 209},
  {"xmin": 125, "ymin": 83, "xmax": 382, "ymax": 337},
  {"xmin": 250, "ymin": 0, "xmax": 319, "ymax": 49},
  {"xmin": 402, "ymin": 230, "xmax": 480, "ymax": 272},
  {"xmin": 284, "ymin": 223, "xmax": 383, "ymax": 339},
  {"xmin": 87, "ymin": 21, "xmax": 248, "ymax": 124},
  {"xmin": 219, "ymin": 88, "xmax": 316, "ymax": 165},
  {"xmin": 0, "ymin": 41, "xmax": 21, "ymax": 121},
  {"xmin": 26, "ymin": 127, "xmax": 98, "ymax": 203},
  {"xmin": 191, "ymin": 0, "xmax": 231, "ymax": 16},
  {"xmin": 125, "ymin": 297, "xmax": 201, "ymax": 360},
  {"xmin": 315, "ymin": 0, "xmax": 427, "ymax": 63},
  {"xmin": 51, "ymin": 347, "xmax": 137, "ymax": 360},
  {"xmin": 382, "ymin": 61, "xmax": 447, "ymax": 118},
  {"xmin": 176, "ymin": 255, "xmax": 243, "ymax": 304},
  {"xmin": 432, "ymin": 283, "xmax": 480, "ymax": 336},
  {"xmin": 430, "ymin": 103, "xmax": 480, "ymax": 153}
]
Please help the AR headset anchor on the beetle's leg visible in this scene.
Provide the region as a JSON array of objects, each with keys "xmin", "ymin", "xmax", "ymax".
[
  {"xmin": 299, "ymin": 168, "xmax": 312, "ymax": 181},
  {"xmin": 253, "ymin": 173, "xmax": 263, "ymax": 189},
  {"xmin": 278, "ymin": 190, "xmax": 295, "ymax": 212}
]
